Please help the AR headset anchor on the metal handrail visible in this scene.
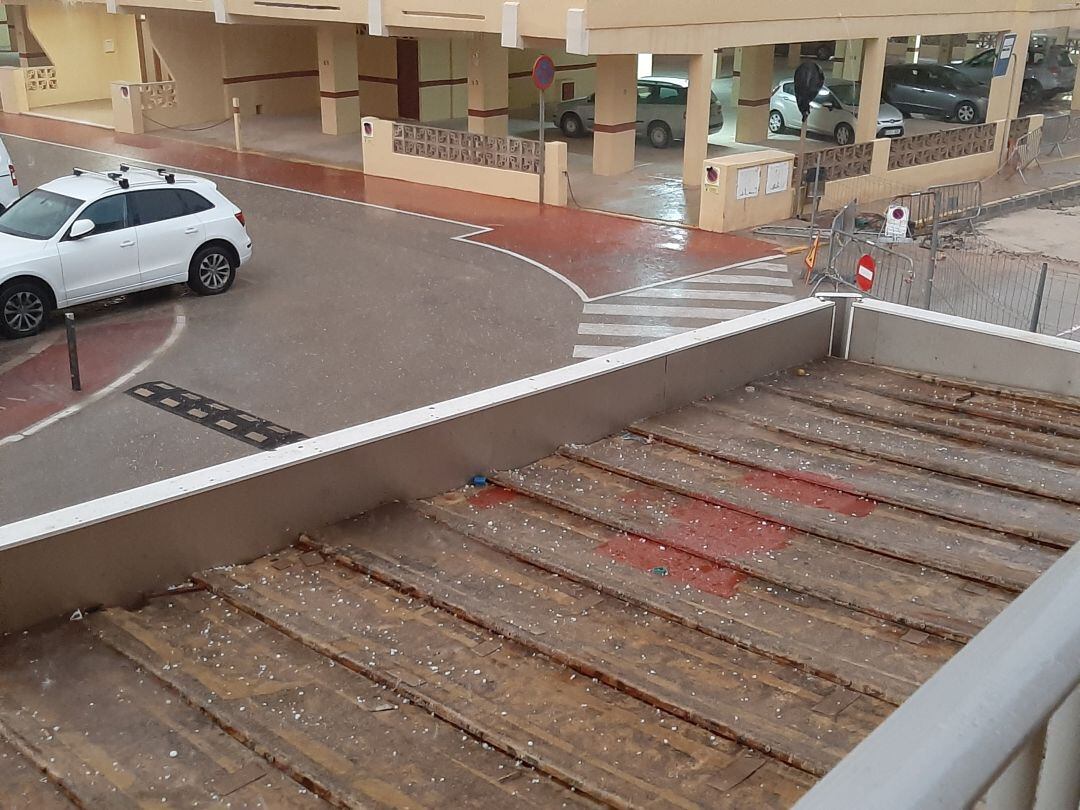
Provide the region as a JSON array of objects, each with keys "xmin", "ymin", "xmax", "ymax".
[{"xmin": 794, "ymin": 535, "xmax": 1080, "ymax": 810}]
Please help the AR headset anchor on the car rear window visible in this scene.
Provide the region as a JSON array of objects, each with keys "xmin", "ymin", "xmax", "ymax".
[{"xmin": 0, "ymin": 189, "xmax": 81, "ymax": 240}]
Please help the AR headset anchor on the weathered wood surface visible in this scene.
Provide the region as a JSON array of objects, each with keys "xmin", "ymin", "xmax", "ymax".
[
  {"xmin": 91, "ymin": 591, "xmax": 583, "ymax": 809},
  {"xmin": 635, "ymin": 405, "xmax": 1080, "ymax": 548},
  {"xmin": 0, "ymin": 738, "xmax": 74, "ymax": 809},
  {"xmin": 702, "ymin": 388, "xmax": 1080, "ymax": 504},
  {"xmin": 763, "ymin": 366, "xmax": 1080, "ymax": 467},
  {"xmin": 198, "ymin": 552, "xmax": 814, "ymax": 809},
  {"xmin": 819, "ymin": 361, "xmax": 1080, "ymax": 440},
  {"xmin": 566, "ymin": 435, "xmax": 1058, "ymax": 592},
  {"xmin": 495, "ymin": 457, "xmax": 1011, "ymax": 643},
  {"xmin": 313, "ymin": 504, "xmax": 893, "ymax": 777},
  {"xmin": 422, "ymin": 491, "xmax": 961, "ymax": 706},
  {"xmin": 0, "ymin": 625, "xmax": 327, "ymax": 809}
]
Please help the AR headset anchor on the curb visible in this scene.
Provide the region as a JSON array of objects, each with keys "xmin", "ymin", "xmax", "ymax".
[{"xmin": 980, "ymin": 178, "xmax": 1080, "ymax": 220}]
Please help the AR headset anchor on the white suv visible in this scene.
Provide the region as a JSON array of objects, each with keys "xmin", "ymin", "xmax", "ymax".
[{"xmin": 0, "ymin": 165, "xmax": 252, "ymax": 339}]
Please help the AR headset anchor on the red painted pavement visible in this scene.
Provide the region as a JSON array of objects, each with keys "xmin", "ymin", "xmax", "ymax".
[
  {"xmin": 0, "ymin": 316, "xmax": 174, "ymax": 439},
  {"xmin": 0, "ymin": 114, "xmax": 779, "ymax": 299}
]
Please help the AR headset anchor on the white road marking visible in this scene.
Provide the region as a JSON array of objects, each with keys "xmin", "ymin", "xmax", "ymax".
[
  {"xmin": 624, "ymin": 288, "xmax": 796, "ymax": 303},
  {"xmin": 572, "ymin": 345, "xmax": 622, "ymax": 358},
  {"xmin": 740, "ymin": 261, "xmax": 793, "ymax": 273},
  {"xmin": 681, "ymin": 274, "xmax": 795, "ymax": 287},
  {"xmin": 583, "ymin": 254, "xmax": 788, "ymax": 302},
  {"xmin": 577, "ymin": 322, "xmax": 695, "ymax": 338},
  {"xmin": 0, "ymin": 307, "xmax": 187, "ymax": 446},
  {"xmin": 582, "ymin": 303, "xmax": 758, "ymax": 320},
  {"xmin": 2, "ymin": 133, "xmax": 783, "ymax": 303}
]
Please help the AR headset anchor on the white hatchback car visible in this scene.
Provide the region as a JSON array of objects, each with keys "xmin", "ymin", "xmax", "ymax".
[
  {"xmin": 0, "ymin": 165, "xmax": 251, "ymax": 339},
  {"xmin": 0, "ymin": 136, "xmax": 19, "ymax": 211}
]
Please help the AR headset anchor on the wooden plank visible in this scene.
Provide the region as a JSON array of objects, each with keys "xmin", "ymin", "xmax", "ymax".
[
  {"xmin": 763, "ymin": 368, "xmax": 1080, "ymax": 467},
  {"xmin": 702, "ymin": 389, "xmax": 1080, "ymax": 504},
  {"xmin": 90, "ymin": 591, "xmax": 585, "ymax": 809},
  {"xmin": 565, "ymin": 435, "xmax": 1058, "ymax": 592},
  {"xmin": 0, "ymin": 738, "xmax": 74, "ymax": 809},
  {"xmin": 0, "ymin": 625, "xmax": 327, "ymax": 809},
  {"xmin": 197, "ymin": 552, "xmax": 815, "ymax": 810},
  {"xmin": 821, "ymin": 361, "xmax": 1080, "ymax": 440},
  {"xmin": 494, "ymin": 457, "xmax": 1011, "ymax": 643},
  {"xmin": 420, "ymin": 491, "xmax": 962, "ymax": 706},
  {"xmin": 635, "ymin": 405, "xmax": 1080, "ymax": 548},
  {"xmin": 312, "ymin": 505, "xmax": 895, "ymax": 777}
]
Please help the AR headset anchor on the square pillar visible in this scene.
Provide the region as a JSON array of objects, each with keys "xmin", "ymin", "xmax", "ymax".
[
  {"xmin": 637, "ymin": 54, "xmax": 653, "ymax": 78},
  {"xmin": 592, "ymin": 54, "xmax": 638, "ymax": 177},
  {"xmin": 832, "ymin": 40, "xmax": 847, "ymax": 78},
  {"xmin": 906, "ymin": 36, "xmax": 921, "ymax": 64},
  {"xmin": 786, "ymin": 44, "xmax": 803, "ymax": 68},
  {"xmin": 987, "ymin": 27, "xmax": 1031, "ymax": 123},
  {"xmin": 734, "ymin": 45, "xmax": 773, "ymax": 144},
  {"xmin": 842, "ymin": 40, "xmax": 864, "ymax": 81},
  {"xmin": 467, "ymin": 34, "xmax": 509, "ymax": 137},
  {"xmin": 317, "ymin": 24, "xmax": 361, "ymax": 136},
  {"xmin": 856, "ymin": 38, "xmax": 887, "ymax": 143},
  {"xmin": 682, "ymin": 50, "xmax": 718, "ymax": 187},
  {"xmin": 1072, "ymin": 61, "xmax": 1080, "ymax": 112}
]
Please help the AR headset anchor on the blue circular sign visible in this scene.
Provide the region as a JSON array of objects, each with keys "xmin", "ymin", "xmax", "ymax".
[{"xmin": 533, "ymin": 55, "xmax": 556, "ymax": 91}]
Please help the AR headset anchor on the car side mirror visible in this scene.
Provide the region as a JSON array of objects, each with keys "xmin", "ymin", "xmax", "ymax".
[{"xmin": 69, "ymin": 219, "xmax": 95, "ymax": 239}]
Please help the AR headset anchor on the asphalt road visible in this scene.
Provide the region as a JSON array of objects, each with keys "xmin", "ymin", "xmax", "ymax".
[{"xmin": 0, "ymin": 136, "xmax": 583, "ymax": 522}]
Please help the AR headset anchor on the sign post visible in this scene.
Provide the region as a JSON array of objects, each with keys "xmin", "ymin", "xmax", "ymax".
[{"xmin": 532, "ymin": 55, "xmax": 555, "ymax": 206}]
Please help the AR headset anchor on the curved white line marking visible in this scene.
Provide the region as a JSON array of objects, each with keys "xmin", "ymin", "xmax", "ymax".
[
  {"xmin": 2, "ymin": 133, "xmax": 778, "ymax": 303},
  {"xmin": 0, "ymin": 307, "xmax": 186, "ymax": 446}
]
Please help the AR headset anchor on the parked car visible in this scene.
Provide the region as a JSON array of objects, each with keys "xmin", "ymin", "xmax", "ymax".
[
  {"xmin": 774, "ymin": 42, "xmax": 836, "ymax": 61},
  {"xmin": 0, "ymin": 136, "xmax": 19, "ymax": 211},
  {"xmin": 0, "ymin": 165, "xmax": 251, "ymax": 339},
  {"xmin": 882, "ymin": 63, "xmax": 989, "ymax": 124},
  {"xmin": 769, "ymin": 78, "xmax": 905, "ymax": 144},
  {"xmin": 553, "ymin": 76, "xmax": 724, "ymax": 149},
  {"xmin": 952, "ymin": 45, "xmax": 1076, "ymax": 102}
]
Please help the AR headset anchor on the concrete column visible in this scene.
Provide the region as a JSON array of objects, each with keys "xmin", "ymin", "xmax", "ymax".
[
  {"xmin": 592, "ymin": 54, "xmax": 638, "ymax": 177},
  {"xmin": 965, "ymin": 33, "xmax": 983, "ymax": 59},
  {"xmin": 832, "ymin": 40, "xmax": 847, "ymax": 78},
  {"xmin": 731, "ymin": 49, "xmax": 743, "ymax": 102},
  {"xmin": 637, "ymin": 53, "xmax": 653, "ymax": 78},
  {"xmin": 786, "ymin": 44, "xmax": 803, "ymax": 67},
  {"xmin": 842, "ymin": 40, "xmax": 864, "ymax": 81},
  {"xmin": 317, "ymin": 24, "xmax": 361, "ymax": 136},
  {"xmin": 682, "ymin": 50, "xmax": 717, "ymax": 187},
  {"xmin": 855, "ymin": 37, "xmax": 887, "ymax": 143},
  {"xmin": 987, "ymin": 27, "xmax": 1031, "ymax": 122},
  {"xmin": 735, "ymin": 45, "xmax": 773, "ymax": 144},
  {"xmin": 1072, "ymin": 61, "xmax": 1080, "ymax": 112},
  {"xmin": 907, "ymin": 35, "xmax": 921, "ymax": 64},
  {"xmin": 467, "ymin": 34, "xmax": 509, "ymax": 136}
]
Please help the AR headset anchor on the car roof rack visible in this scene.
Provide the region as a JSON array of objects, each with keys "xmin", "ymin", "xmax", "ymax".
[
  {"xmin": 119, "ymin": 164, "xmax": 176, "ymax": 184},
  {"xmin": 72, "ymin": 167, "xmax": 133, "ymax": 189}
]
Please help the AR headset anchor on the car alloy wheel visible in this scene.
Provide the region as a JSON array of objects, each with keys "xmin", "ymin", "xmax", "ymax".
[
  {"xmin": 835, "ymin": 123, "xmax": 854, "ymax": 145},
  {"xmin": 198, "ymin": 252, "xmax": 232, "ymax": 292},
  {"xmin": 3, "ymin": 290, "xmax": 44, "ymax": 335},
  {"xmin": 956, "ymin": 102, "xmax": 977, "ymax": 124},
  {"xmin": 769, "ymin": 110, "xmax": 784, "ymax": 134},
  {"xmin": 561, "ymin": 114, "xmax": 583, "ymax": 137}
]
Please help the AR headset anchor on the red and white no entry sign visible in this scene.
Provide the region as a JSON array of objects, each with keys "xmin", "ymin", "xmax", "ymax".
[{"xmin": 855, "ymin": 254, "xmax": 876, "ymax": 292}]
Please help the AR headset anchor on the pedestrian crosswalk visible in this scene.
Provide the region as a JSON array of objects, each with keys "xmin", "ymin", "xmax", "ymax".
[{"xmin": 572, "ymin": 260, "xmax": 801, "ymax": 359}]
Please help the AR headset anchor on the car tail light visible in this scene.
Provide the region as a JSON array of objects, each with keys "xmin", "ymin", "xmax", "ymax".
[
  {"xmin": 1051, "ymin": 65, "xmax": 1061, "ymax": 76},
  {"xmin": 235, "ymin": 211, "xmax": 246, "ymax": 227},
  {"xmin": 8, "ymin": 164, "xmax": 16, "ymax": 187}
]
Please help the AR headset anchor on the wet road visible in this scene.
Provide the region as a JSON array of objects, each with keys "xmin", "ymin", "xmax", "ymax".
[{"xmin": 0, "ymin": 136, "xmax": 583, "ymax": 522}]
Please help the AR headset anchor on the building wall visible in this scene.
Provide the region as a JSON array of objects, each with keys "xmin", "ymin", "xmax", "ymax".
[
  {"xmin": 508, "ymin": 47, "xmax": 596, "ymax": 111},
  {"xmin": 143, "ymin": 11, "xmax": 225, "ymax": 125},
  {"xmin": 418, "ymin": 38, "xmax": 466, "ymax": 121},
  {"xmin": 25, "ymin": 3, "xmax": 141, "ymax": 107},
  {"xmin": 358, "ymin": 32, "xmax": 397, "ymax": 119},
  {"xmin": 220, "ymin": 24, "xmax": 318, "ymax": 116}
]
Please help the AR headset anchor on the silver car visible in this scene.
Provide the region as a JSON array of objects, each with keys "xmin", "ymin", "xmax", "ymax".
[
  {"xmin": 953, "ymin": 45, "xmax": 1076, "ymax": 102},
  {"xmin": 552, "ymin": 76, "xmax": 723, "ymax": 149},
  {"xmin": 769, "ymin": 79, "xmax": 905, "ymax": 145},
  {"xmin": 882, "ymin": 64, "xmax": 988, "ymax": 124}
]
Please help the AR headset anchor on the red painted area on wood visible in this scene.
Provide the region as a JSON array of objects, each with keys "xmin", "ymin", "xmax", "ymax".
[
  {"xmin": 467, "ymin": 486, "xmax": 521, "ymax": 510},
  {"xmin": 665, "ymin": 497, "xmax": 793, "ymax": 559},
  {"xmin": 739, "ymin": 468, "xmax": 877, "ymax": 517},
  {"xmin": 596, "ymin": 533, "xmax": 747, "ymax": 598}
]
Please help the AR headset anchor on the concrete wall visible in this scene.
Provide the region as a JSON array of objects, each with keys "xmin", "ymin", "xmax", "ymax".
[
  {"xmin": 360, "ymin": 115, "xmax": 566, "ymax": 203},
  {"xmin": 221, "ymin": 23, "xmax": 318, "ymax": 117},
  {"xmin": 418, "ymin": 38, "xmax": 467, "ymax": 121},
  {"xmin": 358, "ymin": 32, "xmax": 398, "ymax": 119},
  {"xmin": 508, "ymin": 47, "xmax": 596, "ymax": 112},
  {"xmin": 143, "ymin": 10, "xmax": 226, "ymax": 127},
  {"xmin": 25, "ymin": 3, "xmax": 142, "ymax": 108},
  {"xmin": 0, "ymin": 299, "xmax": 834, "ymax": 633}
]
